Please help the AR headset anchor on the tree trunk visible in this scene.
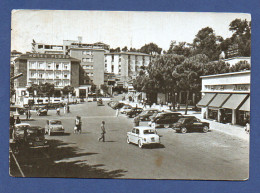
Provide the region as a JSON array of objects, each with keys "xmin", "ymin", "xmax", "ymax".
[
  {"xmin": 171, "ymin": 91, "xmax": 176, "ymax": 110},
  {"xmin": 185, "ymin": 91, "xmax": 189, "ymax": 115}
]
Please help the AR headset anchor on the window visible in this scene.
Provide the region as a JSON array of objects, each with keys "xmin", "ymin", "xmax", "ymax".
[
  {"xmin": 56, "ymin": 63, "xmax": 59, "ymax": 70},
  {"xmin": 111, "ymin": 65, "xmax": 114, "ymax": 72},
  {"xmin": 47, "ymin": 63, "xmax": 52, "ymax": 69},
  {"xmin": 132, "ymin": 128, "xmax": 136, "ymax": 133},
  {"xmin": 119, "ymin": 58, "xmax": 121, "ymax": 62},
  {"xmin": 112, "ymin": 55, "xmax": 114, "ymax": 62},
  {"xmin": 64, "ymin": 74, "xmax": 68, "ymax": 78},
  {"xmin": 39, "ymin": 73, "xmax": 43, "ymax": 78},
  {"xmin": 64, "ymin": 63, "xmax": 69, "ymax": 70},
  {"xmin": 38, "ymin": 45, "xmax": 43, "ymax": 49},
  {"xmin": 136, "ymin": 129, "xmax": 139, "ymax": 134},
  {"xmin": 82, "ymin": 58, "xmax": 87, "ymax": 62}
]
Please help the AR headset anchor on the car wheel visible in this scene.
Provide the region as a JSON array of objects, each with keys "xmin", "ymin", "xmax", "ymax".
[
  {"xmin": 203, "ymin": 126, "xmax": 209, "ymax": 133},
  {"xmin": 48, "ymin": 129, "xmax": 52, "ymax": 136},
  {"xmin": 181, "ymin": 127, "xmax": 187, "ymax": 134},
  {"xmin": 138, "ymin": 140, "xmax": 143, "ymax": 148},
  {"xmin": 127, "ymin": 137, "xmax": 130, "ymax": 144}
]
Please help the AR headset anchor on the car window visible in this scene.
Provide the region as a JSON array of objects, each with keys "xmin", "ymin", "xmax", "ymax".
[
  {"xmin": 50, "ymin": 120, "xmax": 62, "ymax": 125},
  {"xmin": 132, "ymin": 128, "xmax": 136, "ymax": 133},
  {"xmin": 143, "ymin": 129, "xmax": 156, "ymax": 134},
  {"xmin": 16, "ymin": 125, "xmax": 30, "ymax": 131},
  {"xmin": 136, "ymin": 129, "xmax": 140, "ymax": 134}
]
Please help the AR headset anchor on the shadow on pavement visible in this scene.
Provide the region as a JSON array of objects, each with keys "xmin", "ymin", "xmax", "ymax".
[
  {"xmin": 143, "ymin": 144, "xmax": 165, "ymax": 149},
  {"xmin": 10, "ymin": 139, "xmax": 127, "ymax": 178}
]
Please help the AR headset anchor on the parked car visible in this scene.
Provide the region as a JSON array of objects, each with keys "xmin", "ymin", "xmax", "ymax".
[
  {"xmin": 149, "ymin": 112, "xmax": 182, "ymax": 128},
  {"xmin": 120, "ymin": 104, "xmax": 132, "ymax": 114},
  {"xmin": 173, "ymin": 116, "xmax": 210, "ymax": 133},
  {"xmin": 87, "ymin": 97, "xmax": 94, "ymax": 102},
  {"xmin": 112, "ymin": 102, "xmax": 124, "ymax": 109},
  {"xmin": 137, "ymin": 109, "xmax": 159, "ymax": 121},
  {"xmin": 126, "ymin": 107, "xmax": 143, "ymax": 118},
  {"xmin": 12, "ymin": 123, "xmax": 48, "ymax": 153},
  {"xmin": 127, "ymin": 126, "xmax": 160, "ymax": 148},
  {"xmin": 36, "ymin": 107, "xmax": 48, "ymax": 116},
  {"xmin": 10, "ymin": 105, "xmax": 25, "ymax": 115},
  {"xmin": 45, "ymin": 120, "xmax": 65, "ymax": 136}
]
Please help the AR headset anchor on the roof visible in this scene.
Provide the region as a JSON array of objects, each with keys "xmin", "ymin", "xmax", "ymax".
[
  {"xmin": 105, "ymin": 52, "xmax": 150, "ymax": 56},
  {"xmin": 15, "ymin": 53, "xmax": 81, "ymax": 62},
  {"xmin": 200, "ymin": 70, "xmax": 251, "ymax": 79},
  {"xmin": 134, "ymin": 126, "xmax": 155, "ymax": 130},
  {"xmin": 69, "ymin": 47, "xmax": 105, "ymax": 51}
]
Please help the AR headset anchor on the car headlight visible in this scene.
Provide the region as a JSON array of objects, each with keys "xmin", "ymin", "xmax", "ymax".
[{"xmin": 29, "ymin": 142, "xmax": 33, "ymax": 145}]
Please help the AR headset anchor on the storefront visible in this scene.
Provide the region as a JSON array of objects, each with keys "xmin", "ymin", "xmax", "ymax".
[{"xmin": 197, "ymin": 71, "xmax": 250, "ymax": 126}]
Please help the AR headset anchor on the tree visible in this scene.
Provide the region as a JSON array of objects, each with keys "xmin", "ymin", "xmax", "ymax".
[
  {"xmin": 27, "ymin": 84, "xmax": 40, "ymax": 106},
  {"xmin": 100, "ymin": 84, "xmax": 109, "ymax": 97},
  {"xmin": 167, "ymin": 41, "xmax": 192, "ymax": 57},
  {"xmin": 122, "ymin": 46, "xmax": 128, "ymax": 52},
  {"xmin": 193, "ymin": 27, "xmax": 223, "ymax": 61},
  {"xmin": 230, "ymin": 61, "xmax": 251, "ymax": 72},
  {"xmin": 139, "ymin": 43, "xmax": 162, "ymax": 56},
  {"xmin": 62, "ymin": 85, "xmax": 74, "ymax": 103},
  {"xmin": 90, "ymin": 84, "xmax": 96, "ymax": 93},
  {"xmin": 109, "ymin": 47, "xmax": 121, "ymax": 53},
  {"xmin": 39, "ymin": 83, "xmax": 55, "ymax": 105}
]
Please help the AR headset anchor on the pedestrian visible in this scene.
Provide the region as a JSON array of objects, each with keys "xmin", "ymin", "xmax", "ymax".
[
  {"xmin": 64, "ymin": 105, "xmax": 67, "ymax": 114},
  {"xmin": 133, "ymin": 116, "xmax": 140, "ymax": 127},
  {"xmin": 67, "ymin": 105, "xmax": 70, "ymax": 113},
  {"xmin": 26, "ymin": 110, "xmax": 29, "ymax": 120},
  {"xmin": 15, "ymin": 116, "xmax": 21, "ymax": 124},
  {"xmin": 75, "ymin": 116, "xmax": 82, "ymax": 134},
  {"xmin": 116, "ymin": 108, "xmax": 119, "ymax": 117},
  {"xmin": 56, "ymin": 107, "xmax": 60, "ymax": 116},
  {"xmin": 10, "ymin": 114, "xmax": 15, "ymax": 139},
  {"xmin": 98, "ymin": 121, "xmax": 106, "ymax": 142},
  {"xmin": 28, "ymin": 109, "xmax": 31, "ymax": 120}
]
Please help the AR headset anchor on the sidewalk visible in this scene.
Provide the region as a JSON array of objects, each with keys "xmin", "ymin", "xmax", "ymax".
[{"xmin": 121, "ymin": 100, "xmax": 249, "ymax": 141}]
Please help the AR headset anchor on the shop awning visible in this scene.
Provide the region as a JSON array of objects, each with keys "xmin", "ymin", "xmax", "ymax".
[
  {"xmin": 239, "ymin": 96, "xmax": 250, "ymax": 111},
  {"xmin": 222, "ymin": 94, "xmax": 248, "ymax": 109},
  {"xmin": 208, "ymin": 94, "xmax": 231, "ymax": 109},
  {"xmin": 197, "ymin": 93, "xmax": 216, "ymax": 107}
]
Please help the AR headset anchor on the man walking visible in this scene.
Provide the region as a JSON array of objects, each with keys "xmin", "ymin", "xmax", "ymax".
[
  {"xmin": 98, "ymin": 121, "xmax": 106, "ymax": 142},
  {"xmin": 134, "ymin": 116, "xmax": 140, "ymax": 127}
]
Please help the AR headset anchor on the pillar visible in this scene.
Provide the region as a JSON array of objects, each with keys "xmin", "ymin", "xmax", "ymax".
[
  {"xmin": 205, "ymin": 107, "xmax": 209, "ymax": 119},
  {"xmin": 217, "ymin": 109, "xmax": 221, "ymax": 122},
  {"xmin": 232, "ymin": 109, "xmax": 237, "ymax": 125}
]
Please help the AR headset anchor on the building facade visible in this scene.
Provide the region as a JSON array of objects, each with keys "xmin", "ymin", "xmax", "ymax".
[
  {"xmin": 105, "ymin": 52, "xmax": 151, "ymax": 87},
  {"xmin": 14, "ymin": 53, "xmax": 80, "ymax": 105},
  {"xmin": 197, "ymin": 71, "xmax": 250, "ymax": 126}
]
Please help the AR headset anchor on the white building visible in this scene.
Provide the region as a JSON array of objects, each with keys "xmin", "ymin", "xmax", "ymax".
[{"xmin": 197, "ymin": 71, "xmax": 250, "ymax": 126}]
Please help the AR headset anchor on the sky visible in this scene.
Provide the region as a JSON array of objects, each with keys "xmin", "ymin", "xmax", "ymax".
[{"xmin": 11, "ymin": 10, "xmax": 251, "ymax": 53}]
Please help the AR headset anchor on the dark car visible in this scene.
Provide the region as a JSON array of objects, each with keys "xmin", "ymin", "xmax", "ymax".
[
  {"xmin": 12, "ymin": 123, "xmax": 48, "ymax": 153},
  {"xmin": 173, "ymin": 116, "xmax": 210, "ymax": 133},
  {"xmin": 112, "ymin": 102, "xmax": 124, "ymax": 109},
  {"xmin": 137, "ymin": 109, "xmax": 159, "ymax": 121},
  {"xmin": 126, "ymin": 108, "xmax": 143, "ymax": 118},
  {"xmin": 36, "ymin": 107, "xmax": 48, "ymax": 116},
  {"xmin": 149, "ymin": 112, "xmax": 182, "ymax": 128}
]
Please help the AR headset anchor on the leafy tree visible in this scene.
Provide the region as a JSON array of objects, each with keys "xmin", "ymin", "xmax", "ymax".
[
  {"xmin": 101, "ymin": 84, "xmax": 109, "ymax": 97},
  {"xmin": 229, "ymin": 61, "xmax": 251, "ymax": 72},
  {"xmin": 122, "ymin": 46, "xmax": 128, "ymax": 52},
  {"xmin": 27, "ymin": 84, "xmax": 40, "ymax": 106},
  {"xmin": 193, "ymin": 27, "xmax": 223, "ymax": 61},
  {"xmin": 39, "ymin": 82, "xmax": 55, "ymax": 105},
  {"xmin": 90, "ymin": 84, "xmax": 96, "ymax": 93},
  {"xmin": 62, "ymin": 85, "xmax": 74, "ymax": 103},
  {"xmin": 129, "ymin": 47, "xmax": 137, "ymax": 52},
  {"xmin": 167, "ymin": 41, "xmax": 192, "ymax": 57},
  {"xmin": 139, "ymin": 43, "xmax": 162, "ymax": 56},
  {"xmin": 109, "ymin": 47, "xmax": 121, "ymax": 53}
]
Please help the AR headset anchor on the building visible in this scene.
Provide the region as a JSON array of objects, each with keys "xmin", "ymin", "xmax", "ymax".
[
  {"xmin": 197, "ymin": 70, "xmax": 250, "ymax": 126},
  {"xmin": 105, "ymin": 52, "xmax": 151, "ymax": 87},
  {"xmin": 14, "ymin": 53, "xmax": 80, "ymax": 105},
  {"xmin": 69, "ymin": 47, "xmax": 105, "ymax": 87}
]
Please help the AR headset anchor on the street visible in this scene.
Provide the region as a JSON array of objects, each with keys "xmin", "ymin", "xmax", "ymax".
[{"xmin": 10, "ymin": 100, "xmax": 249, "ymax": 180}]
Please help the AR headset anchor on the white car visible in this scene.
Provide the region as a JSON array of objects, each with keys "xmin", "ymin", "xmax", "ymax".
[
  {"xmin": 120, "ymin": 105, "xmax": 132, "ymax": 114},
  {"xmin": 127, "ymin": 126, "xmax": 160, "ymax": 148}
]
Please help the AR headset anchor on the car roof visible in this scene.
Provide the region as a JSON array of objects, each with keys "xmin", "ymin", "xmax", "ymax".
[
  {"xmin": 134, "ymin": 126, "xmax": 155, "ymax": 130},
  {"xmin": 28, "ymin": 126, "xmax": 44, "ymax": 130},
  {"xmin": 16, "ymin": 123, "xmax": 30, "ymax": 126},
  {"xmin": 49, "ymin": 119, "xmax": 62, "ymax": 122},
  {"xmin": 144, "ymin": 109, "xmax": 158, "ymax": 111}
]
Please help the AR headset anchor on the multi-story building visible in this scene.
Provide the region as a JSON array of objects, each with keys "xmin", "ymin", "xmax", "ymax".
[
  {"xmin": 69, "ymin": 47, "xmax": 105, "ymax": 87},
  {"xmin": 14, "ymin": 53, "xmax": 80, "ymax": 105},
  {"xmin": 105, "ymin": 52, "xmax": 151, "ymax": 87}
]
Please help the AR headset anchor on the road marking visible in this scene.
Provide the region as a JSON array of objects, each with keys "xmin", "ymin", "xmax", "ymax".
[{"xmin": 10, "ymin": 149, "xmax": 25, "ymax": 177}]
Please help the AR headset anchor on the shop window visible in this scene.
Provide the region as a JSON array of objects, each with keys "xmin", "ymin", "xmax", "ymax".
[{"xmin": 38, "ymin": 45, "xmax": 43, "ymax": 49}]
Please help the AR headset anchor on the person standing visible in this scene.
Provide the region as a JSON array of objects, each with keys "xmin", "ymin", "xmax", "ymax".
[
  {"xmin": 133, "ymin": 116, "xmax": 140, "ymax": 127},
  {"xmin": 116, "ymin": 108, "xmax": 119, "ymax": 117},
  {"xmin": 67, "ymin": 105, "xmax": 70, "ymax": 113},
  {"xmin": 75, "ymin": 116, "xmax": 82, "ymax": 134},
  {"xmin": 28, "ymin": 109, "xmax": 31, "ymax": 120},
  {"xmin": 98, "ymin": 121, "xmax": 106, "ymax": 142},
  {"xmin": 56, "ymin": 107, "xmax": 60, "ymax": 116},
  {"xmin": 15, "ymin": 116, "xmax": 21, "ymax": 124},
  {"xmin": 26, "ymin": 110, "xmax": 29, "ymax": 120}
]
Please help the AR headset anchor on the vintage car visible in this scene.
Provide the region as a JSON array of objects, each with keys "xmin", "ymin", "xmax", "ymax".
[
  {"xmin": 127, "ymin": 126, "xmax": 160, "ymax": 148},
  {"xmin": 137, "ymin": 109, "xmax": 159, "ymax": 121},
  {"xmin": 45, "ymin": 120, "xmax": 65, "ymax": 136},
  {"xmin": 36, "ymin": 107, "xmax": 48, "ymax": 116},
  {"xmin": 173, "ymin": 116, "xmax": 210, "ymax": 133},
  {"xmin": 12, "ymin": 123, "xmax": 48, "ymax": 153},
  {"xmin": 126, "ymin": 107, "xmax": 143, "ymax": 118},
  {"xmin": 119, "ymin": 104, "xmax": 132, "ymax": 114},
  {"xmin": 112, "ymin": 102, "xmax": 124, "ymax": 109},
  {"xmin": 149, "ymin": 112, "xmax": 182, "ymax": 128}
]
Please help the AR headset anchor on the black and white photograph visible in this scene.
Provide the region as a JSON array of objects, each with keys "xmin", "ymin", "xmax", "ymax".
[{"xmin": 9, "ymin": 10, "xmax": 251, "ymax": 180}]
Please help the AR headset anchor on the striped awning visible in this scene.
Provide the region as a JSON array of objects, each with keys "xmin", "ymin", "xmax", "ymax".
[
  {"xmin": 222, "ymin": 94, "xmax": 248, "ymax": 109},
  {"xmin": 239, "ymin": 96, "xmax": 250, "ymax": 111},
  {"xmin": 208, "ymin": 94, "xmax": 231, "ymax": 109},
  {"xmin": 197, "ymin": 93, "xmax": 216, "ymax": 107}
]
